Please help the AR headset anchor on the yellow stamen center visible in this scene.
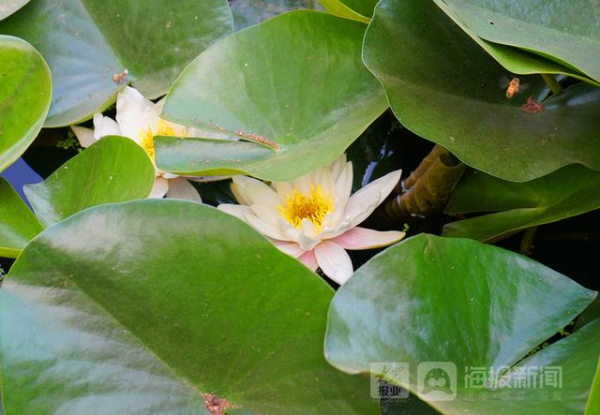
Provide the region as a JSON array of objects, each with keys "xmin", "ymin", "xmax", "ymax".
[
  {"xmin": 138, "ymin": 119, "xmax": 183, "ymax": 161},
  {"xmin": 277, "ymin": 185, "xmax": 333, "ymax": 231}
]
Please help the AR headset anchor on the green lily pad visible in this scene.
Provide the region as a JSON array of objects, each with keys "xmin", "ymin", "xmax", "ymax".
[
  {"xmin": 318, "ymin": 0, "xmax": 370, "ymax": 24},
  {"xmin": 0, "ymin": 0, "xmax": 28, "ymax": 20},
  {"xmin": 0, "ymin": 35, "xmax": 51, "ymax": 173},
  {"xmin": 231, "ymin": 0, "xmax": 321, "ymax": 30},
  {"xmin": 24, "ymin": 136, "xmax": 155, "ymax": 227},
  {"xmin": 325, "ymin": 234, "xmax": 598, "ymax": 413},
  {"xmin": 438, "ymin": 0, "xmax": 600, "ymax": 84},
  {"xmin": 588, "ymin": 356, "xmax": 600, "ymax": 415},
  {"xmin": 432, "ymin": 0, "xmax": 600, "ymax": 86},
  {"xmin": 159, "ymin": 11, "xmax": 388, "ymax": 181},
  {"xmin": 443, "ymin": 165, "xmax": 600, "ymax": 242},
  {"xmin": 0, "ymin": 0, "xmax": 233, "ymax": 127},
  {"xmin": 363, "ymin": 0, "xmax": 600, "ymax": 182},
  {"xmin": 0, "ymin": 178, "xmax": 42, "ymax": 258},
  {"xmin": 0, "ymin": 200, "xmax": 377, "ymax": 414}
]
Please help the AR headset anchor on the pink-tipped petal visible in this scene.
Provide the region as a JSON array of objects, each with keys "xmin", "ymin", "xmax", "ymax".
[
  {"xmin": 298, "ymin": 250, "xmax": 318, "ymax": 272},
  {"xmin": 270, "ymin": 240, "xmax": 304, "ymax": 258},
  {"xmin": 314, "ymin": 241, "xmax": 353, "ymax": 285},
  {"xmin": 332, "ymin": 227, "xmax": 405, "ymax": 250}
]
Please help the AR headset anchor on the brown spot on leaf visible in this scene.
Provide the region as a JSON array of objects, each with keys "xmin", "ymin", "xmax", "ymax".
[{"xmin": 202, "ymin": 393, "xmax": 234, "ymax": 415}]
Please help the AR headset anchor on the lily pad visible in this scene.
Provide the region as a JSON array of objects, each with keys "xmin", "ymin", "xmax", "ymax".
[
  {"xmin": 0, "ymin": 0, "xmax": 28, "ymax": 20},
  {"xmin": 363, "ymin": 0, "xmax": 600, "ymax": 182},
  {"xmin": 0, "ymin": 35, "xmax": 51, "ymax": 173},
  {"xmin": 24, "ymin": 136, "xmax": 155, "ymax": 227},
  {"xmin": 432, "ymin": 0, "xmax": 600, "ymax": 86},
  {"xmin": 438, "ymin": 0, "xmax": 600, "ymax": 84},
  {"xmin": 0, "ymin": 0, "xmax": 233, "ymax": 127},
  {"xmin": 588, "ymin": 356, "xmax": 600, "ymax": 415},
  {"xmin": 443, "ymin": 165, "xmax": 600, "ymax": 242},
  {"xmin": 0, "ymin": 200, "xmax": 377, "ymax": 414},
  {"xmin": 0, "ymin": 178, "xmax": 42, "ymax": 258},
  {"xmin": 325, "ymin": 234, "xmax": 598, "ymax": 413},
  {"xmin": 159, "ymin": 11, "xmax": 388, "ymax": 181}
]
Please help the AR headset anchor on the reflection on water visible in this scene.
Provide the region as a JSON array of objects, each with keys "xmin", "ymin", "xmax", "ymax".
[{"xmin": 0, "ymin": 158, "xmax": 41, "ymax": 206}]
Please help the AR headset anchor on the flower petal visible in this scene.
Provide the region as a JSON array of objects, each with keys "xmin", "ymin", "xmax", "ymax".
[
  {"xmin": 298, "ymin": 250, "xmax": 318, "ymax": 272},
  {"xmin": 149, "ymin": 176, "xmax": 169, "ymax": 199},
  {"xmin": 270, "ymin": 239, "xmax": 304, "ymax": 258},
  {"xmin": 71, "ymin": 126, "xmax": 96, "ymax": 148},
  {"xmin": 343, "ymin": 169, "xmax": 402, "ymax": 228},
  {"xmin": 232, "ymin": 176, "xmax": 283, "ymax": 206},
  {"xmin": 116, "ymin": 89, "xmax": 152, "ymax": 141},
  {"xmin": 218, "ymin": 204, "xmax": 253, "ymax": 221},
  {"xmin": 314, "ymin": 241, "xmax": 353, "ymax": 284},
  {"xmin": 245, "ymin": 213, "xmax": 289, "ymax": 241},
  {"xmin": 329, "ymin": 154, "xmax": 348, "ymax": 182},
  {"xmin": 93, "ymin": 114, "xmax": 121, "ymax": 139},
  {"xmin": 334, "ymin": 161, "xmax": 353, "ymax": 208},
  {"xmin": 165, "ymin": 178, "xmax": 202, "ymax": 203},
  {"xmin": 331, "ymin": 227, "xmax": 405, "ymax": 250}
]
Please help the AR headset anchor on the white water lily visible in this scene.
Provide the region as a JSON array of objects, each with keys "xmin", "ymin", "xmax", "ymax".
[
  {"xmin": 71, "ymin": 86, "xmax": 201, "ymax": 201},
  {"xmin": 218, "ymin": 155, "xmax": 405, "ymax": 284}
]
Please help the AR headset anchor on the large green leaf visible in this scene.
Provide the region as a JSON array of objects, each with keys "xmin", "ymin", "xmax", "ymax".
[
  {"xmin": 363, "ymin": 0, "xmax": 600, "ymax": 182},
  {"xmin": 443, "ymin": 165, "xmax": 600, "ymax": 242},
  {"xmin": 0, "ymin": 178, "xmax": 42, "ymax": 258},
  {"xmin": 159, "ymin": 11, "xmax": 388, "ymax": 181},
  {"xmin": 0, "ymin": 0, "xmax": 28, "ymax": 20},
  {"xmin": 325, "ymin": 234, "xmax": 598, "ymax": 414},
  {"xmin": 0, "ymin": 0, "xmax": 233, "ymax": 127},
  {"xmin": 588, "ymin": 356, "xmax": 600, "ymax": 415},
  {"xmin": 432, "ymin": 0, "xmax": 600, "ymax": 86},
  {"xmin": 24, "ymin": 136, "xmax": 155, "ymax": 227},
  {"xmin": 0, "ymin": 200, "xmax": 377, "ymax": 414},
  {"xmin": 438, "ymin": 0, "xmax": 600, "ymax": 84},
  {"xmin": 0, "ymin": 35, "xmax": 51, "ymax": 173}
]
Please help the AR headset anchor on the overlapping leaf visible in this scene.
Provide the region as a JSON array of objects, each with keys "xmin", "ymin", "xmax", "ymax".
[
  {"xmin": 0, "ymin": 200, "xmax": 377, "ymax": 414},
  {"xmin": 159, "ymin": 11, "xmax": 388, "ymax": 181},
  {"xmin": 363, "ymin": 0, "xmax": 600, "ymax": 182},
  {"xmin": 438, "ymin": 0, "xmax": 600, "ymax": 83},
  {"xmin": 432, "ymin": 0, "xmax": 599, "ymax": 86},
  {"xmin": 443, "ymin": 165, "xmax": 600, "ymax": 242},
  {"xmin": 325, "ymin": 234, "xmax": 598, "ymax": 413},
  {"xmin": 318, "ymin": 0, "xmax": 370, "ymax": 24},
  {"xmin": 0, "ymin": 0, "xmax": 233, "ymax": 127},
  {"xmin": 0, "ymin": 178, "xmax": 42, "ymax": 258},
  {"xmin": 0, "ymin": 35, "xmax": 51, "ymax": 173},
  {"xmin": 24, "ymin": 136, "xmax": 155, "ymax": 227},
  {"xmin": 231, "ymin": 0, "xmax": 320, "ymax": 30}
]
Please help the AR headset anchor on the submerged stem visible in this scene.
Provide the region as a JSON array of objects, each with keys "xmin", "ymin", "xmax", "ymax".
[
  {"xmin": 378, "ymin": 145, "xmax": 466, "ymax": 224},
  {"xmin": 541, "ymin": 74, "xmax": 563, "ymax": 95},
  {"xmin": 520, "ymin": 226, "xmax": 538, "ymax": 255}
]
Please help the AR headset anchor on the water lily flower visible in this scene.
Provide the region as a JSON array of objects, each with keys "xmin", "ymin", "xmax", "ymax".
[
  {"xmin": 72, "ymin": 86, "xmax": 201, "ymax": 201},
  {"xmin": 218, "ymin": 155, "xmax": 405, "ymax": 284}
]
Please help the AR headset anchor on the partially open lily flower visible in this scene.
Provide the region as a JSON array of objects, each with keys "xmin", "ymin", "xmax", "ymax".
[
  {"xmin": 71, "ymin": 86, "xmax": 201, "ymax": 201},
  {"xmin": 218, "ymin": 155, "xmax": 405, "ymax": 284}
]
